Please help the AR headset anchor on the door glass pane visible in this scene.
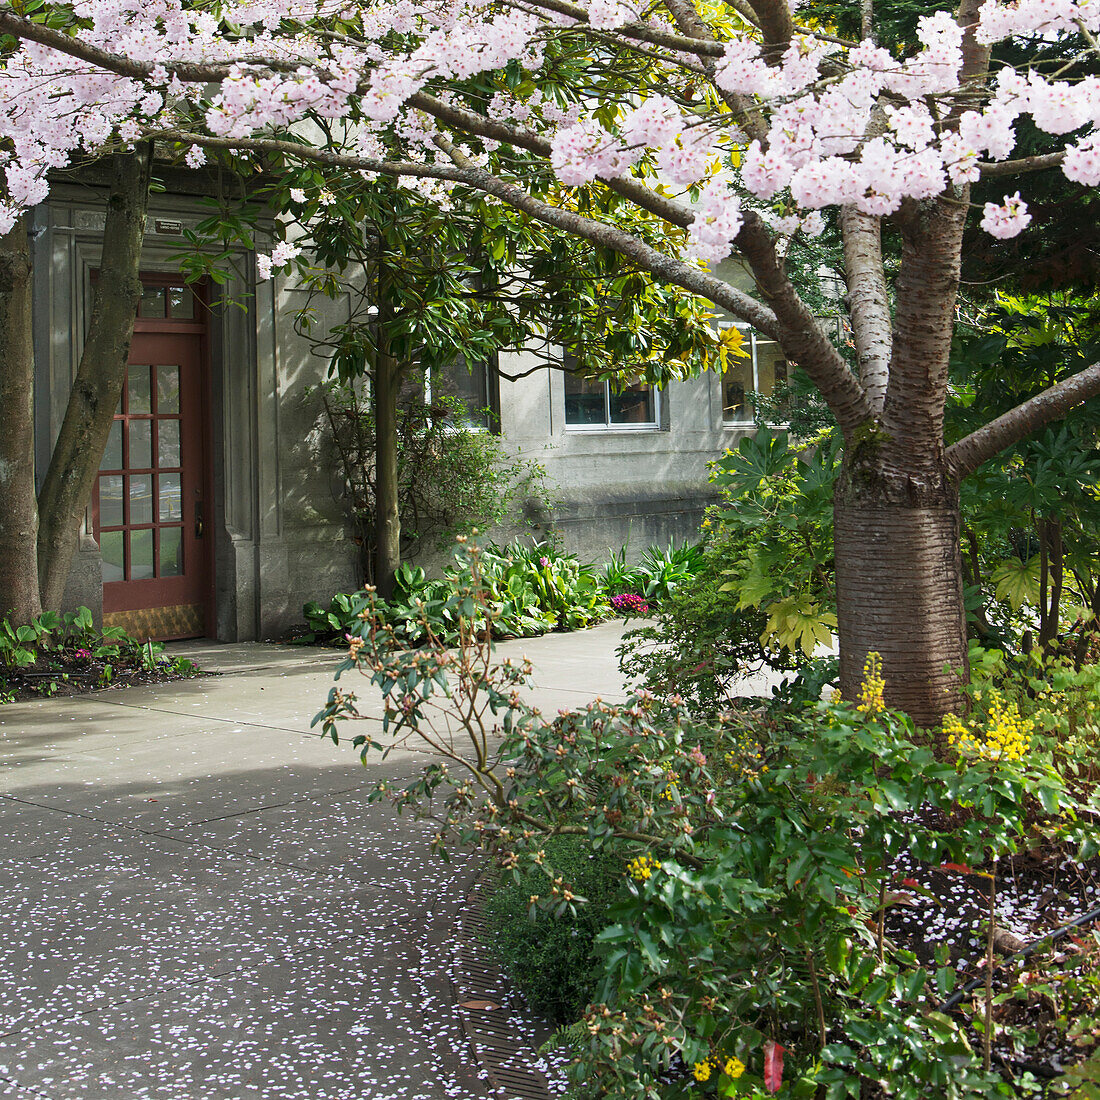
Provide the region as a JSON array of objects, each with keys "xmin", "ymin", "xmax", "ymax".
[
  {"xmin": 564, "ymin": 373, "xmax": 608, "ymax": 426},
  {"xmin": 158, "ymin": 473, "xmax": 182, "ymax": 522},
  {"xmin": 98, "ymin": 475, "xmax": 124, "ymax": 528},
  {"xmin": 159, "ymin": 527, "xmax": 183, "ymax": 577},
  {"xmin": 129, "ymin": 420, "xmax": 152, "ymax": 470},
  {"xmin": 168, "ymin": 287, "xmax": 194, "ymax": 319},
  {"xmin": 101, "ymin": 420, "xmax": 122, "ymax": 471},
  {"xmin": 158, "ymin": 420, "xmax": 181, "ymax": 467},
  {"xmin": 130, "ymin": 529, "xmax": 153, "ymax": 580},
  {"xmin": 608, "ymin": 381, "xmax": 656, "ymax": 425},
  {"xmin": 128, "ymin": 367, "xmax": 152, "ymax": 414},
  {"xmin": 140, "ymin": 285, "xmax": 167, "ymax": 319},
  {"xmin": 101, "ymin": 531, "xmax": 124, "ymax": 583},
  {"xmin": 129, "ymin": 474, "xmax": 153, "ymax": 525},
  {"xmin": 156, "ymin": 365, "xmax": 180, "ymax": 414}
]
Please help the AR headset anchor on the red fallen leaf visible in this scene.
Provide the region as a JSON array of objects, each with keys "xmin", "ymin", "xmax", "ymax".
[
  {"xmin": 902, "ymin": 878, "xmax": 920, "ymax": 888},
  {"xmin": 459, "ymin": 999, "xmax": 502, "ymax": 1011},
  {"xmin": 883, "ymin": 890, "xmax": 917, "ymax": 907},
  {"xmin": 764, "ymin": 1040, "xmax": 785, "ymax": 1093},
  {"xmin": 938, "ymin": 862, "xmax": 975, "ymax": 874}
]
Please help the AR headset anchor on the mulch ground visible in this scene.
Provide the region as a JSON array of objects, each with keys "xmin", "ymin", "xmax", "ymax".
[
  {"xmin": 886, "ymin": 836, "xmax": 1100, "ymax": 1082},
  {"xmin": 0, "ymin": 651, "xmax": 204, "ymax": 702}
]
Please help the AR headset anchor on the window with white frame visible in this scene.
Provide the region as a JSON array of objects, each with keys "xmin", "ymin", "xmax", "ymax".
[
  {"xmin": 721, "ymin": 324, "xmax": 788, "ymax": 424},
  {"xmin": 562, "ymin": 353, "xmax": 660, "ymax": 430}
]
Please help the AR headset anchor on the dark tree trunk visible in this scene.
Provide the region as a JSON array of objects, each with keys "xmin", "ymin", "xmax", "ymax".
[
  {"xmin": 36, "ymin": 145, "xmax": 151, "ymax": 611},
  {"xmin": 0, "ymin": 216, "xmax": 43, "ymax": 624},
  {"xmin": 373, "ymin": 342, "xmax": 401, "ymax": 600},
  {"xmin": 834, "ymin": 456, "xmax": 969, "ymax": 727}
]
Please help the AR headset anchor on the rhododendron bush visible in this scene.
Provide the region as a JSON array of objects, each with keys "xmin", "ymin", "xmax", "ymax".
[{"xmin": 3, "ymin": 0, "xmax": 1100, "ymax": 720}]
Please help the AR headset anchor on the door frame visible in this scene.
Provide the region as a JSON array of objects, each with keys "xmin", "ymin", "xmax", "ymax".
[{"xmin": 95, "ymin": 273, "xmax": 216, "ymax": 638}]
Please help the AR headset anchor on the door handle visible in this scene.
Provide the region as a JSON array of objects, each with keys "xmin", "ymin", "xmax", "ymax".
[{"xmin": 195, "ymin": 496, "xmax": 204, "ymax": 539}]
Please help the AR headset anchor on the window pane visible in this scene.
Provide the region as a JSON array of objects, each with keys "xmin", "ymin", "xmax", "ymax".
[
  {"xmin": 158, "ymin": 473, "xmax": 182, "ymax": 522},
  {"xmin": 564, "ymin": 373, "xmax": 607, "ymax": 426},
  {"xmin": 168, "ymin": 287, "xmax": 194, "ymax": 319},
  {"xmin": 159, "ymin": 527, "xmax": 183, "ymax": 577},
  {"xmin": 608, "ymin": 381, "xmax": 656, "ymax": 425},
  {"xmin": 98, "ymin": 475, "xmax": 124, "ymax": 529},
  {"xmin": 754, "ymin": 339, "xmax": 787, "ymax": 397},
  {"xmin": 129, "ymin": 420, "xmax": 152, "ymax": 470},
  {"xmin": 101, "ymin": 420, "xmax": 122, "ymax": 471},
  {"xmin": 129, "ymin": 474, "xmax": 153, "ymax": 525},
  {"xmin": 433, "ymin": 357, "xmax": 491, "ymax": 428},
  {"xmin": 130, "ymin": 529, "xmax": 154, "ymax": 580},
  {"xmin": 140, "ymin": 285, "xmax": 166, "ymax": 318},
  {"xmin": 158, "ymin": 420, "xmax": 181, "ymax": 467},
  {"xmin": 156, "ymin": 365, "xmax": 180, "ymax": 414},
  {"xmin": 101, "ymin": 531, "xmax": 124, "ymax": 583},
  {"xmin": 128, "ymin": 367, "xmax": 152, "ymax": 414},
  {"xmin": 722, "ymin": 355, "xmax": 754, "ymax": 423}
]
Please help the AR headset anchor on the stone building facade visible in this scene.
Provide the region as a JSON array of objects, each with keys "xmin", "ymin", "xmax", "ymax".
[{"xmin": 32, "ymin": 180, "xmax": 783, "ymax": 641}]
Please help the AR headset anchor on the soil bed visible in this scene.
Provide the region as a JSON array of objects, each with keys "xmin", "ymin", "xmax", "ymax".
[
  {"xmin": 886, "ymin": 834, "xmax": 1100, "ymax": 1081},
  {"xmin": 0, "ymin": 651, "xmax": 204, "ymax": 703}
]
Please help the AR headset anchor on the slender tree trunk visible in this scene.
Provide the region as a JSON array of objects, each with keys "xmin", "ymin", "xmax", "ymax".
[
  {"xmin": 373, "ymin": 335, "xmax": 401, "ymax": 600},
  {"xmin": 0, "ymin": 217, "xmax": 43, "ymax": 623},
  {"xmin": 36, "ymin": 145, "xmax": 152, "ymax": 611},
  {"xmin": 834, "ymin": 457, "xmax": 968, "ymax": 726}
]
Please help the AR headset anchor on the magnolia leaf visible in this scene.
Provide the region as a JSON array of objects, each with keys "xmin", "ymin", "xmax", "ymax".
[{"xmin": 990, "ymin": 555, "xmax": 1041, "ymax": 610}]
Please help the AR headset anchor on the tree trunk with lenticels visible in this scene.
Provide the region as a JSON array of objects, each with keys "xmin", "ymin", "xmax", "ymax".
[{"xmin": 833, "ymin": 457, "xmax": 969, "ymax": 727}]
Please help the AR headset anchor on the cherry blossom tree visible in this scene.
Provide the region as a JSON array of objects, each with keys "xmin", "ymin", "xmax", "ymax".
[{"xmin": 2, "ymin": 0, "xmax": 1100, "ymax": 720}]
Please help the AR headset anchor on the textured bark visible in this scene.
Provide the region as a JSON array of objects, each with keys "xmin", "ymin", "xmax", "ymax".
[
  {"xmin": 36, "ymin": 146, "xmax": 151, "ymax": 611},
  {"xmin": 840, "ymin": 207, "xmax": 891, "ymax": 415},
  {"xmin": 882, "ymin": 199, "xmax": 968, "ymax": 472},
  {"xmin": 947, "ymin": 362, "xmax": 1100, "ymax": 478},
  {"xmin": 0, "ymin": 217, "xmax": 43, "ymax": 623},
  {"xmin": 834, "ymin": 460, "xmax": 969, "ymax": 726}
]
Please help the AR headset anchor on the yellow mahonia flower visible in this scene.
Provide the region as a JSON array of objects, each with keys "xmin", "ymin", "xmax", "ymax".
[
  {"xmin": 723, "ymin": 1056, "xmax": 746, "ymax": 1079},
  {"xmin": 944, "ymin": 693, "xmax": 1033, "ymax": 764},
  {"xmin": 628, "ymin": 854, "xmax": 662, "ymax": 882},
  {"xmin": 856, "ymin": 651, "xmax": 886, "ymax": 714},
  {"xmin": 692, "ymin": 1060, "xmax": 712, "ymax": 1082}
]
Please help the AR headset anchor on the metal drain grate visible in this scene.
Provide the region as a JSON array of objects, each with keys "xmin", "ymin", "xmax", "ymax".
[{"xmin": 452, "ymin": 873, "xmax": 556, "ymax": 1100}]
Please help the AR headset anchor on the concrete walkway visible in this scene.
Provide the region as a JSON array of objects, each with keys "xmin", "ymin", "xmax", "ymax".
[{"xmin": 0, "ymin": 622, "xmax": 633, "ymax": 1100}]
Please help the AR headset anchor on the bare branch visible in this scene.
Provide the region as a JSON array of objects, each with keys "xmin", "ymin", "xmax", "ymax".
[
  {"xmin": 736, "ymin": 212, "xmax": 873, "ymax": 433},
  {"xmin": 978, "ymin": 151, "xmax": 1066, "ymax": 178},
  {"xmin": 746, "ymin": 0, "xmax": 795, "ymax": 59},
  {"xmin": 946, "ymin": 363, "xmax": 1100, "ymax": 480},
  {"xmin": 431, "ymin": 135, "xmax": 782, "ymax": 336},
  {"xmin": 840, "ymin": 206, "xmax": 891, "ymax": 414}
]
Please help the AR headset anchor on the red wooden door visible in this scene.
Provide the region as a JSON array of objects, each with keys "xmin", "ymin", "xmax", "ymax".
[{"xmin": 93, "ymin": 320, "xmax": 211, "ymax": 640}]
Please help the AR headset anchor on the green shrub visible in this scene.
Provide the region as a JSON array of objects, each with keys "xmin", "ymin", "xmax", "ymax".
[
  {"xmin": 617, "ymin": 523, "xmax": 788, "ymax": 716},
  {"xmin": 315, "ymin": 556, "xmax": 1100, "ymax": 1099},
  {"xmin": 484, "ymin": 836, "xmax": 623, "ymax": 1024}
]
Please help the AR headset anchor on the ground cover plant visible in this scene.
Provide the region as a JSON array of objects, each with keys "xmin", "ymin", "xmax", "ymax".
[
  {"xmin": 0, "ymin": 606, "xmax": 199, "ymax": 702},
  {"xmin": 315, "ymin": 545, "xmax": 1100, "ymax": 1098},
  {"xmin": 297, "ymin": 537, "xmax": 702, "ymax": 647}
]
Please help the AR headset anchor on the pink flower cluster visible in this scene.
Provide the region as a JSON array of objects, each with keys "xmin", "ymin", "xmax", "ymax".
[
  {"xmin": 1, "ymin": 0, "xmax": 1100, "ymax": 254},
  {"xmin": 610, "ymin": 593, "xmax": 650, "ymax": 616}
]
